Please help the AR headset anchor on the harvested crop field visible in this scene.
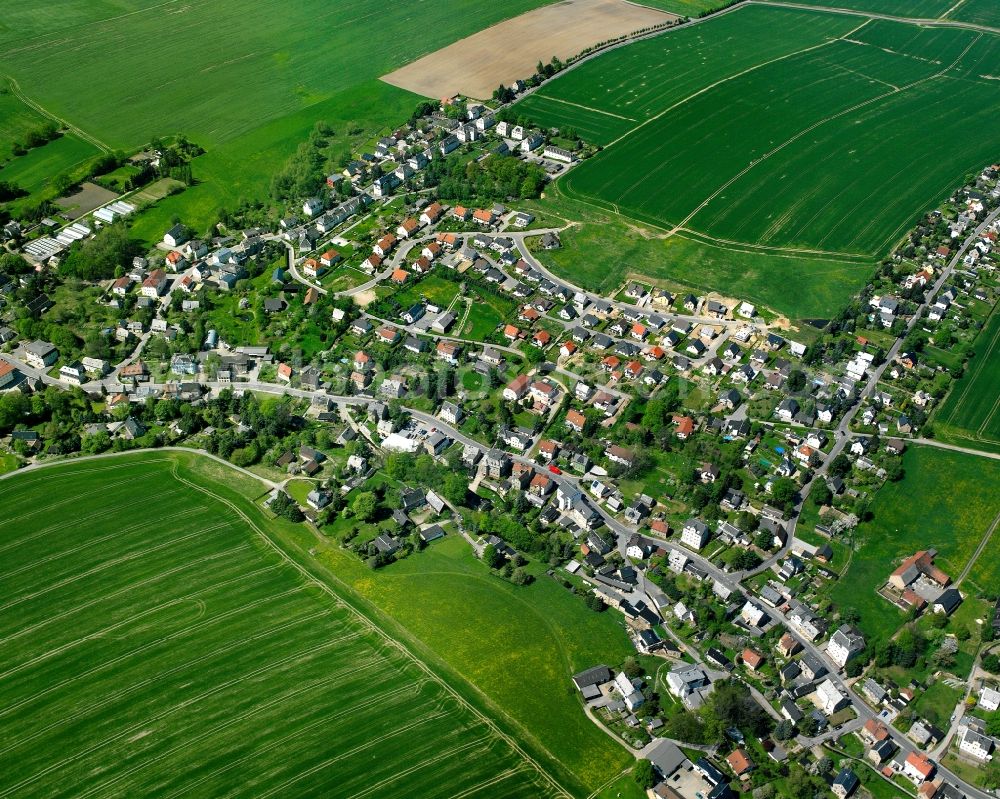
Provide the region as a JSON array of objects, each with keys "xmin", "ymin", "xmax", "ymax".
[
  {"xmin": 53, "ymin": 181, "xmax": 118, "ymax": 216},
  {"xmin": 381, "ymin": 0, "xmax": 675, "ymax": 101},
  {"xmin": 0, "ymin": 453, "xmax": 568, "ymax": 798}
]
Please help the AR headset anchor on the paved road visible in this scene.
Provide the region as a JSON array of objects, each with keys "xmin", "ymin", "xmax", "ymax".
[{"xmin": 742, "ymin": 203, "xmax": 1000, "ymax": 578}]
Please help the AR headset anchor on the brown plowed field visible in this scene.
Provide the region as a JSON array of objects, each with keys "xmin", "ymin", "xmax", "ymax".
[{"xmin": 381, "ymin": 0, "xmax": 675, "ymax": 101}]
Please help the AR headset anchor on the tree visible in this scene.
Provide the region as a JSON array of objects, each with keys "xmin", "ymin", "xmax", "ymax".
[
  {"xmin": 774, "ymin": 719, "xmax": 795, "ymax": 740},
  {"xmin": 510, "ymin": 567, "xmax": 531, "ymax": 585},
  {"xmin": 482, "ymin": 544, "xmax": 504, "ymax": 569},
  {"xmin": 352, "ymin": 491, "xmax": 377, "ymax": 522},
  {"xmin": 441, "ymin": 472, "xmax": 467, "ymax": 506},
  {"xmin": 0, "ymin": 391, "xmax": 30, "ymax": 433},
  {"xmin": 981, "ymin": 654, "xmax": 1000, "ymax": 674},
  {"xmin": 59, "ymin": 223, "xmax": 139, "ymax": 281},
  {"xmin": 633, "ymin": 760, "xmax": 656, "ymax": 789},
  {"xmin": 754, "ymin": 529, "xmax": 774, "ymax": 551},
  {"xmin": 586, "ymin": 593, "xmax": 606, "ymax": 612},
  {"xmin": 702, "ymin": 680, "xmax": 769, "ymax": 737},
  {"xmin": 753, "ymin": 785, "xmax": 776, "ymax": 799},
  {"xmin": 829, "ymin": 454, "xmax": 851, "ymax": 478},
  {"xmin": 622, "ymin": 657, "xmax": 643, "ymax": 679},
  {"xmin": 884, "ymin": 459, "xmax": 904, "ymax": 482},
  {"xmin": 787, "ymin": 370, "xmax": 806, "ymax": 392},
  {"xmin": 812, "ymin": 482, "xmax": 833, "ymax": 507},
  {"xmin": 770, "ymin": 478, "xmax": 797, "ymax": 510}
]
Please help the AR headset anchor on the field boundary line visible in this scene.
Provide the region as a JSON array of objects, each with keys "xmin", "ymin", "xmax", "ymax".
[
  {"xmin": 165, "ymin": 459, "xmax": 576, "ymax": 799},
  {"xmin": 601, "ymin": 26, "xmax": 860, "ymax": 150},
  {"xmin": 941, "ymin": 0, "xmax": 967, "ymax": 20},
  {"xmin": 956, "ymin": 509, "xmax": 1000, "ymax": 586},
  {"xmin": 748, "ymin": 0, "xmax": 1000, "ymax": 35},
  {"xmin": 529, "ymin": 94, "xmax": 637, "ymax": 121},
  {"xmin": 676, "ymin": 228, "xmax": 871, "ymax": 260},
  {"xmin": 554, "ymin": 181, "xmax": 871, "ymax": 261},
  {"xmin": 1, "ymin": 74, "xmax": 110, "ymax": 153},
  {"xmin": 913, "ymin": 438, "xmax": 1000, "ymax": 461}
]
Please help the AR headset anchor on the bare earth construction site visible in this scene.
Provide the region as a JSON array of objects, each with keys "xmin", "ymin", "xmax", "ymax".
[{"xmin": 380, "ymin": 0, "xmax": 675, "ymax": 100}]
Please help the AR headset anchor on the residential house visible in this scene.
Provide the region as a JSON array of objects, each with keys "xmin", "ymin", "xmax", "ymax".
[
  {"xmin": 817, "ymin": 679, "xmax": 846, "ymax": 714},
  {"xmin": 681, "ymin": 519, "xmax": 710, "ymax": 550},
  {"xmin": 828, "ymin": 625, "xmax": 865, "ymax": 669}
]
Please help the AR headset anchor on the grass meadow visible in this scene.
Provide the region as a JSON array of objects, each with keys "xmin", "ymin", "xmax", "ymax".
[
  {"xmin": 826, "ymin": 446, "xmax": 1000, "ymax": 641},
  {"xmin": 0, "ymin": 453, "xmax": 573, "ymax": 799},
  {"xmin": 0, "ymin": 84, "xmax": 49, "ymax": 164},
  {"xmin": 932, "ymin": 308, "xmax": 1000, "ymax": 453},
  {"xmin": 524, "ymin": 190, "xmax": 873, "ymax": 321},
  {"xmin": 313, "ymin": 535, "xmax": 637, "ymax": 792},
  {"xmin": 545, "ymin": 11, "xmax": 1000, "ymax": 257},
  {"xmin": 0, "ymin": 134, "xmax": 98, "ymax": 195}
]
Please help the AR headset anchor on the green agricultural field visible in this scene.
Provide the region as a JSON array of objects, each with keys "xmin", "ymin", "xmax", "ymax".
[
  {"xmin": 827, "ymin": 445, "xmax": 1000, "ymax": 641},
  {"xmin": 932, "ymin": 307, "xmax": 1000, "ymax": 453},
  {"xmin": 0, "ymin": 0, "xmax": 554, "ymax": 236},
  {"xmin": 517, "ymin": 6, "xmax": 858, "ymax": 145},
  {"xmin": 553, "ymin": 15, "xmax": 999, "ymax": 256},
  {"xmin": 517, "ymin": 5, "xmax": 1000, "ymax": 315},
  {"xmin": 792, "ymin": 0, "xmax": 1000, "ymax": 26},
  {"xmin": 0, "ymin": 453, "xmax": 571, "ymax": 798},
  {"xmin": 0, "ymin": 0, "xmax": 552, "ymax": 152},
  {"xmin": 950, "ymin": 0, "xmax": 1000, "ymax": 27},
  {"xmin": 635, "ymin": 0, "xmax": 725, "ymax": 16},
  {"xmin": 789, "ymin": 0, "xmax": 953, "ymax": 16}
]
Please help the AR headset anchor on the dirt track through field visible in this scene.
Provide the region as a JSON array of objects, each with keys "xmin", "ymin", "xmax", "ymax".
[{"xmin": 381, "ymin": 0, "xmax": 675, "ymax": 100}]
